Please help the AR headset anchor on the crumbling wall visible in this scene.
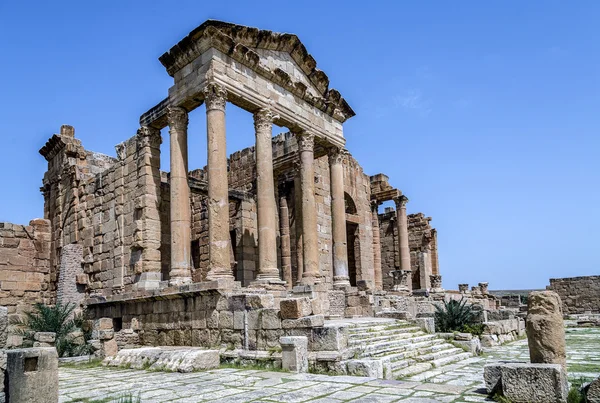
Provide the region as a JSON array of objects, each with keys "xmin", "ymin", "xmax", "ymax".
[
  {"xmin": 548, "ymin": 276, "xmax": 600, "ymax": 314},
  {"xmin": 407, "ymin": 213, "xmax": 436, "ymax": 290},
  {"xmin": 0, "ymin": 219, "xmax": 52, "ymax": 315}
]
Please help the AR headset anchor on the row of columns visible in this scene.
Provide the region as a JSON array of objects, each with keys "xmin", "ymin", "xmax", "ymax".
[{"xmin": 165, "ymin": 81, "xmax": 353, "ymax": 288}]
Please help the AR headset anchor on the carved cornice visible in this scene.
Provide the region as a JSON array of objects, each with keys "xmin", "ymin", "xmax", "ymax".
[
  {"xmin": 167, "ymin": 106, "xmax": 189, "ymax": 131},
  {"xmin": 137, "ymin": 126, "xmax": 162, "ymax": 149},
  {"xmin": 393, "ymin": 195, "xmax": 409, "ymax": 209},
  {"xmin": 296, "ymin": 132, "xmax": 314, "ymax": 153},
  {"xmin": 157, "ymin": 20, "xmax": 355, "ymax": 123},
  {"xmin": 254, "ymin": 108, "xmax": 278, "ymax": 133},
  {"xmin": 203, "ymin": 82, "xmax": 227, "ymax": 112}
]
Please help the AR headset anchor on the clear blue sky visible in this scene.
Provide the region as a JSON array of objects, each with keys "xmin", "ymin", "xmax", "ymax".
[{"xmin": 1, "ymin": 1, "xmax": 598, "ymax": 290}]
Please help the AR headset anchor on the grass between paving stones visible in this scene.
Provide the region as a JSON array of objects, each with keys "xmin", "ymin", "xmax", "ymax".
[
  {"xmin": 568, "ymin": 362, "xmax": 600, "ymax": 373},
  {"xmin": 69, "ymin": 392, "xmax": 141, "ymax": 403},
  {"xmin": 219, "ymin": 360, "xmax": 288, "ymax": 372},
  {"xmin": 59, "ymin": 358, "xmax": 104, "ymax": 369}
]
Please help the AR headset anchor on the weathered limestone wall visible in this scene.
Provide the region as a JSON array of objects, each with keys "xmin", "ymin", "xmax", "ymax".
[
  {"xmin": 0, "ymin": 219, "xmax": 52, "ymax": 314},
  {"xmin": 41, "ymin": 126, "xmax": 162, "ymax": 296},
  {"xmin": 548, "ymin": 276, "xmax": 600, "ymax": 314},
  {"xmin": 378, "ymin": 211, "xmax": 439, "ymax": 291}
]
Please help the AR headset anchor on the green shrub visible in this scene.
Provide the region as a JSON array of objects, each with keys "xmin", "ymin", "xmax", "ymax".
[
  {"xmin": 434, "ymin": 298, "xmax": 476, "ymax": 333},
  {"xmin": 14, "ymin": 303, "xmax": 91, "ymax": 357},
  {"xmin": 461, "ymin": 323, "xmax": 484, "ymax": 336}
]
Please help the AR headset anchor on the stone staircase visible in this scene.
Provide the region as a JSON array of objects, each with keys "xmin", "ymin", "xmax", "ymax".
[{"xmin": 343, "ymin": 319, "xmax": 472, "ymax": 379}]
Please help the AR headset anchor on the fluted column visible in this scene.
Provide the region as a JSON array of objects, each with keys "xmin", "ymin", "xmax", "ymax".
[
  {"xmin": 204, "ymin": 82, "xmax": 232, "ymax": 281},
  {"xmin": 168, "ymin": 107, "xmax": 192, "ymax": 285},
  {"xmin": 297, "ymin": 131, "xmax": 321, "ymax": 284},
  {"xmin": 329, "ymin": 147, "xmax": 350, "ymax": 288},
  {"xmin": 394, "ymin": 195, "xmax": 411, "ymax": 277},
  {"xmin": 279, "ymin": 186, "xmax": 292, "ymax": 290},
  {"xmin": 371, "ymin": 200, "xmax": 383, "ymax": 290},
  {"xmin": 251, "ymin": 108, "xmax": 284, "ymax": 289}
]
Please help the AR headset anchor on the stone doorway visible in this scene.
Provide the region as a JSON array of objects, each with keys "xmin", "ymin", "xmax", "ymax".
[{"xmin": 346, "ymin": 222, "xmax": 359, "ymax": 286}]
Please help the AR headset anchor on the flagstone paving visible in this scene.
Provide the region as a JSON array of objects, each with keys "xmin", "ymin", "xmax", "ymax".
[{"xmin": 59, "ymin": 328, "xmax": 600, "ymax": 403}]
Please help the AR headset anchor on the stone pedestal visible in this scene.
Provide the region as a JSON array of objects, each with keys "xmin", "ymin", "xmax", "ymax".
[
  {"xmin": 6, "ymin": 347, "xmax": 59, "ymax": 403},
  {"xmin": 329, "ymin": 148, "xmax": 350, "ymax": 288},
  {"xmin": 168, "ymin": 107, "xmax": 192, "ymax": 285},
  {"xmin": 430, "ymin": 275, "xmax": 443, "ymax": 293},
  {"xmin": 390, "ymin": 270, "xmax": 411, "ymax": 293},
  {"xmin": 204, "ymin": 83, "xmax": 233, "ymax": 281},
  {"xmin": 526, "ymin": 291, "xmax": 567, "ymax": 369},
  {"xmin": 280, "ymin": 336, "xmax": 308, "ymax": 373}
]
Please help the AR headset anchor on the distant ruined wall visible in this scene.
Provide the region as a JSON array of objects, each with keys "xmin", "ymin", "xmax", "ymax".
[
  {"xmin": 378, "ymin": 211, "xmax": 440, "ymax": 291},
  {"xmin": 548, "ymin": 276, "xmax": 600, "ymax": 314},
  {"xmin": 0, "ymin": 219, "xmax": 52, "ymax": 314}
]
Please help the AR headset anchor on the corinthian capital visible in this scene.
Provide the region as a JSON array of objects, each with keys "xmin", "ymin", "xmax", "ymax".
[
  {"xmin": 167, "ymin": 106, "xmax": 188, "ymax": 131},
  {"xmin": 203, "ymin": 82, "xmax": 227, "ymax": 111},
  {"xmin": 296, "ymin": 131, "xmax": 314, "ymax": 153},
  {"xmin": 254, "ymin": 108, "xmax": 278, "ymax": 133},
  {"xmin": 328, "ymin": 147, "xmax": 347, "ymax": 166},
  {"xmin": 393, "ymin": 195, "xmax": 409, "ymax": 209}
]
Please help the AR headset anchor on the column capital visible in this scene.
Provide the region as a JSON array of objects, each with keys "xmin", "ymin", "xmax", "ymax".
[
  {"xmin": 370, "ymin": 199, "xmax": 381, "ymax": 212},
  {"xmin": 328, "ymin": 146, "xmax": 347, "ymax": 165},
  {"xmin": 136, "ymin": 126, "xmax": 162, "ymax": 149},
  {"xmin": 296, "ymin": 131, "xmax": 315, "ymax": 152},
  {"xmin": 393, "ymin": 194, "xmax": 409, "ymax": 209},
  {"xmin": 167, "ymin": 106, "xmax": 189, "ymax": 130},
  {"xmin": 254, "ymin": 108, "xmax": 279, "ymax": 132},
  {"xmin": 203, "ymin": 82, "xmax": 227, "ymax": 112}
]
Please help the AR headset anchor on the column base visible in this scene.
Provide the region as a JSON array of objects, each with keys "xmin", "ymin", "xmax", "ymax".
[
  {"xmin": 134, "ymin": 272, "xmax": 162, "ymax": 291},
  {"xmin": 300, "ymin": 273, "xmax": 323, "ymax": 286},
  {"xmin": 333, "ymin": 276, "xmax": 351, "ymax": 290},
  {"xmin": 206, "ymin": 267, "xmax": 234, "ymax": 282},
  {"xmin": 249, "ymin": 278, "xmax": 287, "ymax": 291}
]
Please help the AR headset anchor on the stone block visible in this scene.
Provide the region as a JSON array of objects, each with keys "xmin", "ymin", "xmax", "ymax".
[
  {"xmin": 281, "ymin": 315, "xmax": 324, "ymax": 329},
  {"xmin": 260, "ymin": 309, "xmax": 281, "ymax": 330},
  {"xmin": 34, "ymin": 332, "xmax": 56, "ymax": 343},
  {"xmin": 6, "ymin": 334, "xmax": 23, "ymax": 348},
  {"xmin": 92, "ymin": 329, "xmax": 114, "ymax": 340},
  {"xmin": 280, "ymin": 336, "xmax": 308, "ymax": 373},
  {"xmin": 103, "ymin": 338, "xmax": 118, "ymax": 357},
  {"xmin": 0, "ymin": 306, "xmax": 7, "ymax": 348},
  {"xmin": 526, "ymin": 291, "xmax": 566, "ymax": 369},
  {"xmin": 454, "ymin": 332, "xmax": 472, "ymax": 341},
  {"xmin": 6, "ymin": 347, "xmax": 59, "ymax": 403},
  {"xmin": 347, "ymin": 359, "xmax": 383, "ymax": 378},
  {"xmin": 94, "ymin": 317, "xmax": 113, "ymax": 330},
  {"xmin": 415, "ymin": 317, "xmax": 435, "ymax": 334},
  {"xmin": 586, "ymin": 376, "xmax": 600, "ymax": 402},
  {"xmin": 484, "ymin": 364, "xmax": 503, "ymax": 394},
  {"xmin": 280, "ymin": 297, "xmax": 312, "ymax": 319},
  {"xmin": 310, "ymin": 325, "xmax": 348, "ymax": 351},
  {"xmin": 501, "ymin": 363, "xmax": 568, "ymax": 402},
  {"xmin": 104, "ymin": 347, "xmax": 219, "ymax": 372}
]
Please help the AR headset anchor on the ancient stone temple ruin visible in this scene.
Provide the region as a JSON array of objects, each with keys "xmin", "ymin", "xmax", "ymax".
[{"xmin": 0, "ymin": 20, "xmax": 501, "ymax": 376}]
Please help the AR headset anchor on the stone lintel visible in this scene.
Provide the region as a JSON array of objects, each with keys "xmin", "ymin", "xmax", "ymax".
[{"xmin": 371, "ymin": 188, "xmax": 401, "ymax": 203}]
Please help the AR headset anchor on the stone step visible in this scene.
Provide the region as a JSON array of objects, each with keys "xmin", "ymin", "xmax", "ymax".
[
  {"xmin": 355, "ymin": 334, "xmax": 438, "ymax": 355},
  {"xmin": 348, "ymin": 326, "xmax": 420, "ymax": 341},
  {"xmin": 348, "ymin": 329, "xmax": 423, "ymax": 346},
  {"xmin": 347, "ymin": 322, "xmax": 410, "ymax": 334},
  {"xmin": 393, "ymin": 362, "xmax": 433, "ymax": 379},
  {"xmin": 360, "ymin": 338, "xmax": 445, "ymax": 360},
  {"xmin": 415, "ymin": 347, "xmax": 464, "ymax": 362},
  {"xmin": 430, "ymin": 351, "xmax": 472, "ymax": 368}
]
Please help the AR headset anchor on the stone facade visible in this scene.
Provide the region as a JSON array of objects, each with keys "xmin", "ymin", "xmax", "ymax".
[
  {"xmin": 0, "ymin": 219, "xmax": 51, "ymax": 315},
  {"xmin": 547, "ymin": 276, "xmax": 600, "ymax": 314}
]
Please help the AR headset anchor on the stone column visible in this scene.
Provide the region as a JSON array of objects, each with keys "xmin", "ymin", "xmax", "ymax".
[
  {"xmin": 279, "ymin": 187, "xmax": 293, "ymax": 290},
  {"xmin": 251, "ymin": 108, "xmax": 284, "ymax": 289},
  {"xmin": 370, "ymin": 201, "xmax": 383, "ymax": 290},
  {"xmin": 204, "ymin": 83, "xmax": 232, "ymax": 281},
  {"xmin": 329, "ymin": 147, "xmax": 350, "ymax": 288},
  {"xmin": 393, "ymin": 195, "xmax": 411, "ymax": 276},
  {"xmin": 168, "ymin": 106, "xmax": 192, "ymax": 285},
  {"xmin": 296, "ymin": 132, "xmax": 321, "ymax": 284},
  {"xmin": 293, "ymin": 171, "xmax": 304, "ymax": 283}
]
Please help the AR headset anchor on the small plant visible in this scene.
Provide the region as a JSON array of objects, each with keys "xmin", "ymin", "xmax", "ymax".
[
  {"xmin": 115, "ymin": 393, "xmax": 141, "ymax": 403},
  {"xmin": 14, "ymin": 303, "xmax": 92, "ymax": 357},
  {"xmin": 434, "ymin": 298, "xmax": 476, "ymax": 333},
  {"xmin": 461, "ymin": 323, "xmax": 484, "ymax": 336}
]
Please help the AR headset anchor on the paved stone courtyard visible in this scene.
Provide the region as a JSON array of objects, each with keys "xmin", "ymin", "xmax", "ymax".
[{"xmin": 59, "ymin": 328, "xmax": 600, "ymax": 403}]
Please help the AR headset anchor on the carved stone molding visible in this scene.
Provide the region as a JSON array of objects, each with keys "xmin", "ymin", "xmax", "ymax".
[
  {"xmin": 167, "ymin": 106, "xmax": 189, "ymax": 131},
  {"xmin": 393, "ymin": 195, "xmax": 409, "ymax": 209},
  {"xmin": 328, "ymin": 147, "xmax": 347, "ymax": 166},
  {"xmin": 203, "ymin": 82, "xmax": 227, "ymax": 112},
  {"xmin": 296, "ymin": 131, "xmax": 315, "ymax": 153},
  {"xmin": 254, "ymin": 108, "xmax": 278, "ymax": 133}
]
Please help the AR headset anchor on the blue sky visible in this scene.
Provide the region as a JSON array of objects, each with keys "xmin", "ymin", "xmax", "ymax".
[{"xmin": 1, "ymin": 1, "xmax": 598, "ymax": 289}]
